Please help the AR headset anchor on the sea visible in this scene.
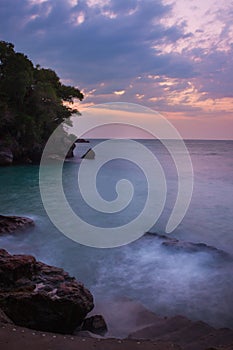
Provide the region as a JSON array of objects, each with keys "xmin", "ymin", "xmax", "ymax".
[{"xmin": 0, "ymin": 139, "xmax": 233, "ymax": 336}]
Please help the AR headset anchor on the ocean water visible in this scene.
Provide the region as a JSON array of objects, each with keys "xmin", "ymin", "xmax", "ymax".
[{"xmin": 0, "ymin": 139, "xmax": 233, "ymax": 335}]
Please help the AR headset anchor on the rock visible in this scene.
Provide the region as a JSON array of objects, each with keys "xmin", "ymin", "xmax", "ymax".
[
  {"xmin": 82, "ymin": 315, "xmax": 108, "ymax": 336},
  {"xmin": 91, "ymin": 297, "xmax": 164, "ymax": 338},
  {"xmin": 128, "ymin": 314, "xmax": 233, "ymax": 350},
  {"xmin": 0, "ymin": 249, "xmax": 94, "ymax": 334},
  {"xmin": 145, "ymin": 232, "xmax": 171, "ymax": 240},
  {"xmin": 161, "ymin": 240, "xmax": 232, "ymax": 260},
  {"xmin": 26, "ymin": 144, "xmax": 44, "ymax": 163},
  {"xmin": 0, "ymin": 308, "xmax": 13, "ymax": 324},
  {"xmin": 75, "ymin": 138, "xmax": 90, "ymax": 143},
  {"xmin": 66, "ymin": 143, "xmax": 76, "ymax": 158},
  {"xmin": 81, "ymin": 148, "xmax": 95, "ymax": 159},
  {"xmin": 128, "ymin": 315, "xmax": 194, "ymax": 340},
  {"xmin": 0, "ymin": 215, "xmax": 34, "ymax": 235},
  {"xmin": 145, "ymin": 232, "xmax": 232, "ymax": 261},
  {"xmin": 0, "ymin": 148, "xmax": 13, "ymax": 165},
  {"xmin": 0, "ymin": 139, "xmax": 46, "ymax": 165}
]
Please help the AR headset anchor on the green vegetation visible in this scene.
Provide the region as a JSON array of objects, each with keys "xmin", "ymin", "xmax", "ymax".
[{"xmin": 0, "ymin": 41, "xmax": 83, "ymax": 163}]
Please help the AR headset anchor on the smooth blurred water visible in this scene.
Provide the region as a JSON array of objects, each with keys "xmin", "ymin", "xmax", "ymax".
[{"xmin": 0, "ymin": 139, "xmax": 233, "ymax": 332}]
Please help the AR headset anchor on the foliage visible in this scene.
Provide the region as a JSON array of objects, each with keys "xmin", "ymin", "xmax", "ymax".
[{"xmin": 0, "ymin": 41, "xmax": 83, "ymax": 161}]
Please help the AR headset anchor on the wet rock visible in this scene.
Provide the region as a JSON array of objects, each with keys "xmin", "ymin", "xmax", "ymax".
[
  {"xmin": 145, "ymin": 232, "xmax": 171, "ymax": 240},
  {"xmin": 145, "ymin": 232, "xmax": 232, "ymax": 261},
  {"xmin": 161, "ymin": 240, "xmax": 232, "ymax": 260},
  {"xmin": 66, "ymin": 143, "xmax": 76, "ymax": 158},
  {"xmin": 0, "ymin": 249, "xmax": 94, "ymax": 334},
  {"xmin": 0, "ymin": 308, "xmax": 13, "ymax": 324},
  {"xmin": 0, "ymin": 148, "xmax": 13, "ymax": 165},
  {"xmin": 75, "ymin": 138, "xmax": 90, "ymax": 143},
  {"xmin": 82, "ymin": 315, "xmax": 108, "ymax": 336},
  {"xmin": 128, "ymin": 314, "xmax": 233, "ymax": 350},
  {"xmin": 0, "ymin": 215, "xmax": 34, "ymax": 235},
  {"xmin": 81, "ymin": 148, "xmax": 95, "ymax": 159}
]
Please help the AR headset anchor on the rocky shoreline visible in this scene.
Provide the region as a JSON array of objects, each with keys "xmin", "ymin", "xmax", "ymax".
[
  {"xmin": 1, "ymin": 215, "xmax": 233, "ymax": 349},
  {"xmin": 1, "ymin": 295, "xmax": 233, "ymax": 350},
  {"xmin": 0, "ymin": 249, "xmax": 92, "ymax": 333},
  {"xmin": 0, "ymin": 215, "xmax": 107, "ymax": 336},
  {"xmin": 145, "ymin": 231, "xmax": 233, "ymax": 261},
  {"xmin": 0, "ymin": 138, "xmax": 90, "ymax": 166},
  {"xmin": 0, "ymin": 215, "xmax": 34, "ymax": 235}
]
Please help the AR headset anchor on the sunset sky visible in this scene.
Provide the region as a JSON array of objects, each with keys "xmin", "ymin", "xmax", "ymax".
[{"xmin": 0, "ymin": 0, "xmax": 233, "ymax": 139}]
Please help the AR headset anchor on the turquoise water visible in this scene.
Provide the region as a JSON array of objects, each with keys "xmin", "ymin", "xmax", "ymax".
[{"xmin": 0, "ymin": 140, "xmax": 233, "ymax": 333}]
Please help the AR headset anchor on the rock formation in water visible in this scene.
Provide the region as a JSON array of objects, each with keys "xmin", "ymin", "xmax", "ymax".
[
  {"xmin": 0, "ymin": 249, "xmax": 95, "ymax": 334},
  {"xmin": 81, "ymin": 148, "xmax": 95, "ymax": 159},
  {"xmin": 0, "ymin": 215, "xmax": 34, "ymax": 235},
  {"xmin": 145, "ymin": 232, "xmax": 232, "ymax": 261},
  {"xmin": 75, "ymin": 138, "xmax": 90, "ymax": 143}
]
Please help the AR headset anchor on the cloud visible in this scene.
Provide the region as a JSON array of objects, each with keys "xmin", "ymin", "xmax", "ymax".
[
  {"xmin": 194, "ymin": 49, "xmax": 233, "ymax": 99},
  {"xmin": 0, "ymin": 0, "xmax": 194, "ymax": 79},
  {"xmin": 0, "ymin": 0, "xmax": 232, "ymax": 125},
  {"xmin": 114, "ymin": 90, "xmax": 125, "ymax": 96}
]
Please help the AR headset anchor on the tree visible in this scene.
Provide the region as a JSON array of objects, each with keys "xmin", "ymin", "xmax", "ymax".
[{"xmin": 0, "ymin": 41, "xmax": 84, "ymax": 162}]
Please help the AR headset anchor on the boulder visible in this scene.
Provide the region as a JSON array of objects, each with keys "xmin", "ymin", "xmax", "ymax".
[
  {"xmin": 82, "ymin": 315, "xmax": 108, "ymax": 336},
  {"xmin": 0, "ymin": 249, "xmax": 94, "ymax": 334},
  {"xmin": 66, "ymin": 143, "xmax": 76, "ymax": 158},
  {"xmin": 0, "ymin": 148, "xmax": 13, "ymax": 165},
  {"xmin": 81, "ymin": 148, "xmax": 95, "ymax": 159},
  {"xmin": 0, "ymin": 215, "xmax": 34, "ymax": 235}
]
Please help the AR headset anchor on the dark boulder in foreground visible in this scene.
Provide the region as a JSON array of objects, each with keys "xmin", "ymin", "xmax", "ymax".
[
  {"xmin": 81, "ymin": 148, "xmax": 95, "ymax": 159},
  {"xmin": 0, "ymin": 249, "xmax": 94, "ymax": 334},
  {"xmin": 0, "ymin": 215, "xmax": 34, "ymax": 235}
]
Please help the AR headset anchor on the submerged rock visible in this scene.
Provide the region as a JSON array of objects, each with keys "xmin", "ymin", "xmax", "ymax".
[
  {"xmin": 0, "ymin": 215, "xmax": 34, "ymax": 235},
  {"xmin": 128, "ymin": 314, "xmax": 233, "ymax": 350},
  {"xmin": 66, "ymin": 143, "xmax": 76, "ymax": 158},
  {"xmin": 0, "ymin": 249, "xmax": 94, "ymax": 334},
  {"xmin": 145, "ymin": 232, "xmax": 232, "ymax": 261}
]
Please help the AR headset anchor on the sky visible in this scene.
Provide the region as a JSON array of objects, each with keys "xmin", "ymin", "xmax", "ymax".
[{"xmin": 0, "ymin": 0, "xmax": 233, "ymax": 139}]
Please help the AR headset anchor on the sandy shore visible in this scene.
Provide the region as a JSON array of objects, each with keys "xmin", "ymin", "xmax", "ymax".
[
  {"xmin": 2, "ymin": 321, "xmax": 233, "ymax": 350},
  {"xmin": 1, "ymin": 293, "xmax": 233, "ymax": 350},
  {"xmin": 0, "ymin": 322, "xmax": 180, "ymax": 350}
]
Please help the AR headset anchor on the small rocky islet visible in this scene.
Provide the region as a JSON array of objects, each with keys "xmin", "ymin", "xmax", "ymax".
[{"xmin": 0, "ymin": 215, "xmax": 34, "ymax": 235}]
